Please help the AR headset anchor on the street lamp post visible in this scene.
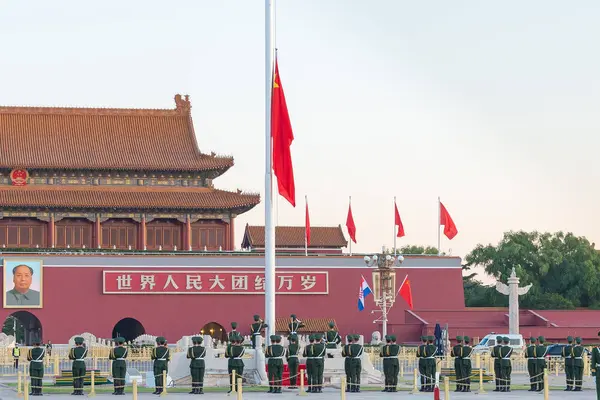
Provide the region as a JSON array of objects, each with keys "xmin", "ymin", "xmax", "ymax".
[{"xmin": 364, "ymin": 253, "xmax": 404, "ymax": 339}]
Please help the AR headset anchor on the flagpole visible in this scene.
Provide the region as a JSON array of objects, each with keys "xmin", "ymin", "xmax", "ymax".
[
  {"xmin": 305, "ymin": 194, "xmax": 308, "ymax": 257},
  {"xmin": 393, "ymin": 196, "xmax": 397, "ymax": 256},
  {"xmin": 264, "ymin": 0, "xmax": 276, "ymax": 346},
  {"xmin": 349, "ymin": 196, "xmax": 352, "ymax": 256},
  {"xmin": 437, "ymin": 196, "xmax": 441, "ymax": 256}
]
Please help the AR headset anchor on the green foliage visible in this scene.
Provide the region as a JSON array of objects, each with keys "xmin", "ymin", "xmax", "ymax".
[
  {"xmin": 2, "ymin": 316, "xmax": 24, "ymax": 343},
  {"xmin": 465, "ymin": 231, "xmax": 600, "ymax": 309},
  {"xmin": 392, "ymin": 245, "xmax": 442, "ymax": 255}
]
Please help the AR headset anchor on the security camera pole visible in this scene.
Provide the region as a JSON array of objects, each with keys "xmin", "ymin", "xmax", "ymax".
[{"xmin": 364, "ymin": 253, "xmax": 404, "ymax": 339}]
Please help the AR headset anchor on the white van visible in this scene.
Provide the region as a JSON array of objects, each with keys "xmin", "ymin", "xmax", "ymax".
[{"xmin": 472, "ymin": 333, "xmax": 524, "ymax": 354}]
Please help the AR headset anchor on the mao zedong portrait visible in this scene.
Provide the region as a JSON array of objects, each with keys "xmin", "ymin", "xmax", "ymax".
[{"xmin": 5, "ymin": 264, "xmax": 41, "ymax": 307}]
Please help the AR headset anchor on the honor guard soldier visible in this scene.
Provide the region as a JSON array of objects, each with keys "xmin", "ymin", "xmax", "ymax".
[
  {"xmin": 572, "ymin": 337, "xmax": 584, "ymax": 391},
  {"xmin": 535, "ymin": 336, "xmax": 548, "ymax": 392},
  {"xmin": 416, "ymin": 336, "xmax": 427, "ymax": 391},
  {"xmin": 380, "ymin": 335, "xmax": 392, "ymax": 392},
  {"xmin": 27, "ymin": 337, "xmax": 45, "ymax": 396},
  {"xmin": 151, "ymin": 337, "xmax": 170, "ymax": 395},
  {"xmin": 109, "ymin": 337, "xmax": 128, "ymax": 395},
  {"xmin": 461, "ymin": 336, "xmax": 473, "ymax": 392},
  {"xmin": 228, "ymin": 322, "xmax": 239, "ymax": 342},
  {"xmin": 591, "ymin": 331, "xmax": 600, "ymax": 399},
  {"xmin": 423, "ymin": 336, "xmax": 437, "ymax": 392},
  {"xmin": 348, "ymin": 334, "xmax": 363, "ymax": 393},
  {"xmin": 286, "ymin": 334, "xmax": 300, "ymax": 389},
  {"xmin": 225, "ymin": 334, "xmax": 245, "ymax": 393},
  {"xmin": 303, "ymin": 335, "xmax": 316, "ymax": 392},
  {"xmin": 500, "ymin": 336, "xmax": 513, "ymax": 392},
  {"xmin": 491, "ymin": 335, "xmax": 503, "ymax": 391},
  {"xmin": 250, "ymin": 315, "xmax": 268, "ymax": 349},
  {"xmin": 313, "ymin": 334, "xmax": 327, "ymax": 393},
  {"xmin": 563, "ymin": 336, "xmax": 574, "ymax": 391},
  {"xmin": 266, "ymin": 335, "xmax": 286, "ymax": 393},
  {"xmin": 288, "ymin": 315, "xmax": 304, "ymax": 337},
  {"xmin": 380, "ymin": 335, "xmax": 400, "ymax": 392},
  {"xmin": 341, "ymin": 335, "xmax": 353, "ymax": 393},
  {"xmin": 451, "ymin": 336, "xmax": 463, "ymax": 392},
  {"xmin": 68, "ymin": 336, "xmax": 87, "ymax": 395},
  {"xmin": 526, "ymin": 336, "xmax": 537, "ymax": 391},
  {"xmin": 187, "ymin": 336, "xmax": 206, "ymax": 394},
  {"xmin": 325, "ymin": 321, "xmax": 341, "ymax": 358}
]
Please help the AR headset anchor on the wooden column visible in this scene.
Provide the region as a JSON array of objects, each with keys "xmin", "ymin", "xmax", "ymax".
[
  {"xmin": 94, "ymin": 215, "xmax": 101, "ymax": 248},
  {"xmin": 186, "ymin": 215, "xmax": 192, "ymax": 251},
  {"xmin": 140, "ymin": 215, "xmax": 147, "ymax": 250},
  {"xmin": 48, "ymin": 214, "xmax": 55, "ymax": 248},
  {"xmin": 229, "ymin": 216, "xmax": 235, "ymax": 251}
]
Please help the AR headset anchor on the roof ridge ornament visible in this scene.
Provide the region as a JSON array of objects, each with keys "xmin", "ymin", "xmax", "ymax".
[{"xmin": 174, "ymin": 94, "xmax": 191, "ymax": 113}]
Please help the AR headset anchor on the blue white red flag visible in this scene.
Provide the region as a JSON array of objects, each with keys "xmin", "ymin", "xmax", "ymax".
[{"xmin": 358, "ymin": 275, "xmax": 372, "ymax": 311}]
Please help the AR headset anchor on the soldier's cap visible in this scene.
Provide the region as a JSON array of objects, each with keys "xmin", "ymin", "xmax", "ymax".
[
  {"xmin": 254, "ymin": 314, "xmax": 260, "ymax": 321},
  {"xmin": 328, "ymin": 321, "xmax": 335, "ymax": 328},
  {"xmin": 231, "ymin": 322, "xmax": 238, "ymax": 328},
  {"xmin": 309, "ymin": 334, "xmax": 315, "ymax": 341},
  {"xmin": 456, "ymin": 336, "xmax": 463, "ymax": 341},
  {"xmin": 529, "ymin": 336, "xmax": 536, "ymax": 342},
  {"xmin": 567, "ymin": 336, "xmax": 573, "ymax": 342},
  {"xmin": 346, "ymin": 334, "xmax": 353, "ymax": 341},
  {"xmin": 118, "ymin": 337, "xmax": 126, "ymax": 344},
  {"xmin": 270, "ymin": 335, "xmax": 277, "ymax": 341},
  {"xmin": 289, "ymin": 334, "xmax": 298, "ymax": 341},
  {"xmin": 503, "ymin": 337, "xmax": 510, "ymax": 343},
  {"xmin": 576, "ymin": 337, "xmax": 582, "ymax": 344},
  {"xmin": 353, "ymin": 334, "xmax": 361, "ymax": 341},
  {"xmin": 428, "ymin": 336, "xmax": 435, "ymax": 341},
  {"xmin": 464, "ymin": 336, "xmax": 470, "ymax": 343},
  {"xmin": 32, "ymin": 336, "xmax": 41, "ymax": 345},
  {"xmin": 156, "ymin": 336, "xmax": 167, "ymax": 344},
  {"xmin": 538, "ymin": 336, "xmax": 545, "ymax": 343},
  {"xmin": 496, "ymin": 336, "xmax": 502, "ymax": 342},
  {"xmin": 74, "ymin": 337, "xmax": 84, "ymax": 345},
  {"xmin": 275, "ymin": 335, "xmax": 282, "ymax": 342},
  {"xmin": 291, "ymin": 314, "xmax": 297, "ymax": 319},
  {"xmin": 385, "ymin": 335, "xmax": 391, "ymax": 341},
  {"xmin": 390, "ymin": 335, "xmax": 397, "ymax": 342},
  {"xmin": 420, "ymin": 336, "xmax": 426, "ymax": 341}
]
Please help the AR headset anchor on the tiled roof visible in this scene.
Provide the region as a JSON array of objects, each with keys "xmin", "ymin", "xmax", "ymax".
[
  {"xmin": 275, "ymin": 318, "xmax": 337, "ymax": 333},
  {"xmin": 0, "ymin": 185, "xmax": 260, "ymax": 211},
  {"xmin": 242, "ymin": 225, "xmax": 347, "ymax": 248},
  {"xmin": 0, "ymin": 94, "xmax": 233, "ymax": 172}
]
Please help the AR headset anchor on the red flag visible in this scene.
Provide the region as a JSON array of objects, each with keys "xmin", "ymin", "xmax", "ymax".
[
  {"xmin": 346, "ymin": 204, "xmax": 357, "ymax": 243},
  {"xmin": 398, "ymin": 275, "xmax": 413, "ymax": 309},
  {"xmin": 305, "ymin": 198, "xmax": 311, "ymax": 246},
  {"xmin": 271, "ymin": 58, "xmax": 296, "ymax": 207},
  {"xmin": 394, "ymin": 202, "xmax": 405, "ymax": 238},
  {"xmin": 440, "ymin": 202, "xmax": 458, "ymax": 240}
]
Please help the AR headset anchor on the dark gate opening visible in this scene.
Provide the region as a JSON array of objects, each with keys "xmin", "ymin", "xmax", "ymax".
[{"xmin": 111, "ymin": 317, "xmax": 145, "ymax": 342}]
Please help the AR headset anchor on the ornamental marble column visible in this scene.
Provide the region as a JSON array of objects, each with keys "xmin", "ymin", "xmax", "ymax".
[{"xmin": 495, "ymin": 267, "xmax": 532, "ymax": 334}]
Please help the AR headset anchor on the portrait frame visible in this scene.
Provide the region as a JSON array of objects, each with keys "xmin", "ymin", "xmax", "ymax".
[{"xmin": 3, "ymin": 258, "xmax": 43, "ymax": 309}]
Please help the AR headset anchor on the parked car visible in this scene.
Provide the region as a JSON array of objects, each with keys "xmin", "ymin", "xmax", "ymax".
[
  {"xmin": 546, "ymin": 344, "xmax": 590, "ymax": 358},
  {"xmin": 472, "ymin": 333, "xmax": 524, "ymax": 354}
]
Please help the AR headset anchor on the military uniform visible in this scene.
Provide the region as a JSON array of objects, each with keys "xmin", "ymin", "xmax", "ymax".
[
  {"xmin": 572, "ymin": 337, "xmax": 584, "ymax": 391},
  {"xmin": 341, "ymin": 335, "xmax": 353, "ymax": 393},
  {"xmin": 266, "ymin": 335, "xmax": 286, "ymax": 393},
  {"xmin": 250, "ymin": 315, "xmax": 268, "ymax": 349},
  {"xmin": 313, "ymin": 335, "xmax": 327, "ymax": 393},
  {"xmin": 288, "ymin": 314, "xmax": 305, "ymax": 337},
  {"xmin": 379, "ymin": 335, "xmax": 399, "ymax": 392},
  {"xmin": 325, "ymin": 321, "xmax": 341, "ymax": 358},
  {"xmin": 416, "ymin": 336, "xmax": 427, "ymax": 391},
  {"xmin": 109, "ymin": 337, "xmax": 128, "ymax": 395},
  {"xmin": 228, "ymin": 322, "xmax": 240, "ymax": 343},
  {"xmin": 348, "ymin": 334, "xmax": 363, "ymax": 393},
  {"xmin": 499, "ymin": 337, "xmax": 512, "ymax": 392},
  {"xmin": 286, "ymin": 334, "xmax": 300, "ymax": 389},
  {"xmin": 451, "ymin": 336, "xmax": 463, "ymax": 392},
  {"xmin": 525, "ymin": 337, "xmax": 538, "ymax": 391},
  {"xmin": 187, "ymin": 336, "xmax": 206, "ymax": 394},
  {"xmin": 491, "ymin": 335, "xmax": 503, "ymax": 391},
  {"xmin": 225, "ymin": 333, "xmax": 245, "ymax": 393},
  {"xmin": 535, "ymin": 336, "xmax": 548, "ymax": 392},
  {"xmin": 423, "ymin": 336, "xmax": 437, "ymax": 392},
  {"xmin": 590, "ymin": 331, "xmax": 600, "ymax": 400},
  {"xmin": 563, "ymin": 336, "xmax": 574, "ymax": 391},
  {"xmin": 461, "ymin": 336, "xmax": 473, "ymax": 392},
  {"xmin": 68, "ymin": 336, "xmax": 88, "ymax": 395},
  {"xmin": 302, "ymin": 335, "xmax": 316, "ymax": 392},
  {"xmin": 27, "ymin": 338, "xmax": 45, "ymax": 396},
  {"xmin": 151, "ymin": 336, "xmax": 170, "ymax": 395}
]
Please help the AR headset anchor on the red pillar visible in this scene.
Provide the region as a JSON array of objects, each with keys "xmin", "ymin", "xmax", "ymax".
[
  {"xmin": 186, "ymin": 216, "xmax": 192, "ymax": 251},
  {"xmin": 228, "ymin": 216, "xmax": 235, "ymax": 251},
  {"xmin": 48, "ymin": 214, "xmax": 55, "ymax": 248},
  {"xmin": 140, "ymin": 215, "xmax": 147, "ymax": 250},
  {"xmin": 94, "ymin": 215, "xmax": 101, "ymax": 248}
]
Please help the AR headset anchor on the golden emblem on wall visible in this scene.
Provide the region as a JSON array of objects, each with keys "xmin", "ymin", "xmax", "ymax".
[{"xmin": 10, "ymin": 169, "xmax": 29, "ymax": 186}]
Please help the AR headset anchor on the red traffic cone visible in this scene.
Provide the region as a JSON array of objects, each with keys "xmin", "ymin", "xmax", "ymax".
[{"xmin": 433, "ymin": 385, "xmax": 440, "ymax": 400}]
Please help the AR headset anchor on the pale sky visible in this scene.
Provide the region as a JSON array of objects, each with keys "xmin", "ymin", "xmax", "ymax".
[{"xmin": 1, "ymin": 1, "xmax": 599, "ymax": 284}]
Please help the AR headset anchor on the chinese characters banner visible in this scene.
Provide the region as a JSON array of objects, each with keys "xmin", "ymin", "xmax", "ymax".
[{"xmin": 103, "ymin": 270, "xmax": 328, "ymax": 294}]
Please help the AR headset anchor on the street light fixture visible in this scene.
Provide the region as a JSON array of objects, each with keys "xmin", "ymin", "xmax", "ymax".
[{"xmin": 364, "ymin": 253, "xmax": 404, "ymax": 339}]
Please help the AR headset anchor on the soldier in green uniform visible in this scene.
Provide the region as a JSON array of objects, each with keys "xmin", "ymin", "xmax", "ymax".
[
  {"xmin": 491, "ymin": 335, "xmax": 503, "ymax": 391},
  {"xmin": 572, "ymin": 337, "xmax": 584, "ymax": 391},
  {"xmin": 302, "ymin": 334, "xmax": 315, "ymax": 392},
  {"xmin": 451, "ymin": 336, "xmax": 463, "ymax": 392},
  {"xmin": 525, "ymin": 336, "xmax": 538, "ymax": 391},
  {"xmin": 341, "ymin": 334, "xmax": 353, "ymax": 393},
  {"xmin": 68, "ymin": 336, "xmax": 87, "ymax": 395},
  {"xmin": 266, "ymin": 335, "xmax": 286, "ymax": 393},
  {"xmin": 109, "ymin": 337, "xmax": 128, "ymax": 395},
  {"xmin": 186, "ymin": 336, "xmax": 206, "ymax": 394},
  {"xmin": 379, "ymin": 335, "xmax": 392, "ymax": 392},
  {"xmin": 423, "ymin": 336, "xmax": 437, "ymax": 392},
  {"xmin": 228, "ymin": 322, "xmax": 239, "ymax": 342},
  {"xmin": 591, "ymin": 331, "xmax": 600, "ymax": 400},
  {"xmin": 380, "ymin": 335, "xmax": 400, "ymax": 392},
  {"xmin": 416, "ymin": 336, "xmax": 427, "ymax": 391},
  {"xmin": 225, "ymin": 334, "xmax": 245, "ymax": 393},
  {"xmin": 288, "ymin": 315, "xmax": 305, "ymax": 337},
  {"xmin": 348, "ymin": 334, "xmax": 363, "ymax": 393},
  {"xmin": 499, "ymin": 336, "xmax": 512, "ymax": 392},
  {"xmin": 325, "ymin": 321, "xmax": 341, "ymax": 358},
  {"xmin": 461, "ymin": 336, "xmax": 473, "ymax": 392},
  {"xmin": 27, "ymin": 337, "xmax": 45, "ymax": 396},
  {"xmin": 250, "ymin": 315, "xmax": 268, "ymax": 349},
  {"xmin": 563, "ymin": 336, "xmax": 574, "ymax": 391},
  {"xmin": 151, "ymin": 337, "xmax": 170, "ymax": 395},
  {"xmin": 535, "ymin": 336, "xmax": 548, "ymax": 392},
  {"xmin": 286, "ymin": 334, "xmax": 300, "ymax": 389},
  {"xmin": 312, "ymin": 334, "xmax": 326, "ymax": 393}
]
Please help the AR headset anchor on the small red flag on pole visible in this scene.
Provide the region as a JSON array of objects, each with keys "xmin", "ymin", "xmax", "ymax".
[
  {"xmin": 397, "ymin": 274, "xmax": 414, "ymax": 310},
  {"xmin": 439, "ymin": 201, "xmax": 458, "ymax": 240},
  {"xmin": 346, "ymin": 197, "xmax": 357, "ymax": 254},
  {"xmin": 394, "ymin": 199, "xmax": 405, "ymax": 238},
  {"xmin": 305, "ymin": 195, "xmax": 310, "ymax": 256},
  {"xmin": 271, "ymin": 56, "xmax": 296, "ymax": 207}
]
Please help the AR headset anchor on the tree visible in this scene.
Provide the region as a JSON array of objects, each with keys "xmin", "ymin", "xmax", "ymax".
[
  {"xmin": 392, "ymin": 245, "xmax": 442, "ymax": 255},
  {"xmin": 2, "ymin": 316, "xmax": 24, "ymax": 343},
  {"xmin": 465, "ymin": 231, "xmax": 600, "ymax": 309}
]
